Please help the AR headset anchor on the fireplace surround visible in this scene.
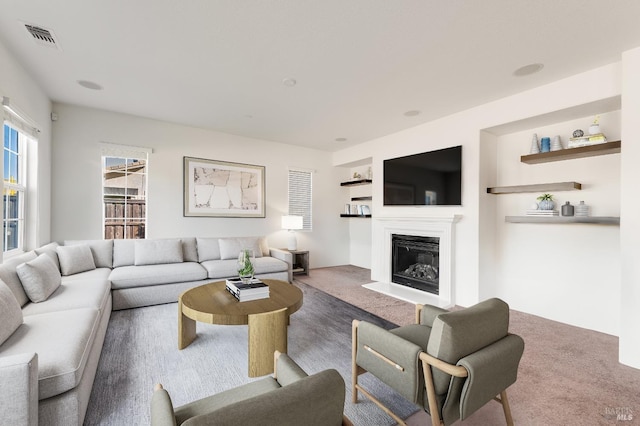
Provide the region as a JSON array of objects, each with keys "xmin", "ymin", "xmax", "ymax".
[{"xmin": 367, "ymin": 216, "xmax": 459, "ymax": 307}]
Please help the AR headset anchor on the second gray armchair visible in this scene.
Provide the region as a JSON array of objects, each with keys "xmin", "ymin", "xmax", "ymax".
[{"xmin": 352, "ymin": 298, "xmax": 524, "ymax": 426}]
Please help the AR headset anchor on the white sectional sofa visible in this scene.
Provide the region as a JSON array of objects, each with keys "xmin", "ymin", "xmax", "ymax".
[{"xmin": 0, "ymin": 236, "xmax": 292, "ymax": 425}]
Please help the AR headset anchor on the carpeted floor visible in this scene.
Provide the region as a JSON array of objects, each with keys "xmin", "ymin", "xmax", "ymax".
[
  {"xmin": 84, "ymin": 280, "xmax": 419, "ymax": 425},
  {"xmin": 296, "ymin": 266, "xmax": 640, "ymax": 426}
]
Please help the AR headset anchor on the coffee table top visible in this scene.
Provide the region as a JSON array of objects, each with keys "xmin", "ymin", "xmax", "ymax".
[{"xmin": 179, "ymin": 279, "xmax": 303, "ymax": 325}]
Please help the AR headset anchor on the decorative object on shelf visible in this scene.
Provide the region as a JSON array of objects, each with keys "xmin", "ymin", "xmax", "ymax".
[
  {"xmin": 361, "ymin": 205, "xmax": 371, "ymax": 215},
  {"xmin": 540, "ymin": 137, "xmax": 551, "ymax": 153},
  {"xmin": 561, "ymin": 201, "xmax": 575, "ymax": 217},
  {"xmin": 529, "ymin": 133, "xmax": 540, "ymax": 154},
  {"xmin": 572, "ymin": 129, "xmax": 584, "ymax": 138},
  {"xmin": 575, "ymin": 201, "xmax": 590, "ymax": 217},
  {"xmin": 183, "ymin": 156, "xmax": 265, "ymax": 218},
  {"xmin": 568, "ymin": 132, "xmax": 608, "ymax": 148},
  {"xmin": 237, "ymin": 249, "xmax": 255, "ymax": 284},
  {"xmin": 353, "ymin": 172, "xmax": 362, "ymax": 179},
  {"xmin": 588, "ymin": 116, "xmax": 600, "ymax": 135},
  {"xmin": 366, "ymin": 166, "xmax": 372, "ymax": 179},
  {"xmin": 281, "ymin": 215, "xmax": 303, "ymax": 250},
  {"xmin": 550, "ymin": 135, "xmax": 563, "ymax": 151},
  {"xmin": 526, "ymin": 209, "xmax": 558, "ymax": 216},
  {"xmin": 536, "ymin": 193, "xmax": 555, "ymax": 210}
]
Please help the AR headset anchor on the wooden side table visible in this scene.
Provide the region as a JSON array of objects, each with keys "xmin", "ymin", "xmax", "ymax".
[{"xmin": 282, "ymin": 249, "xmax": 309, "ymax": 276}]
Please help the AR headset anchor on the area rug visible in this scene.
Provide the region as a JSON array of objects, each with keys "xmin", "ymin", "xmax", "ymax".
[{"xmin": 84, "ymin": 281, "xmax": 420, "ymax": 425}]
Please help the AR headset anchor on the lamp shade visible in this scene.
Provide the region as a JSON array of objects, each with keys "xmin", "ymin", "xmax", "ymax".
[{"xmin": 281, "ymin": 215, "xmax": 303, "ymax": 230}]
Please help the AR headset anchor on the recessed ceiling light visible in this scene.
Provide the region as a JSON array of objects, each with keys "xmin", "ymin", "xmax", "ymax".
[
  {"xmin": 513, "ymin": 63, "xmax": 544, "ymax": 77},
  {"xmin": 77, "ymin": 80, "xmax": 103, "ymax": 90},
  {"xmin": 282, "ymin": 78, "xmax": 297, "ymax": 87},
  {"xmin": 335, "ymin": 137, "xmax": 347, "ymax": 142},
  {"xmin": 404, "ymin": 110, "xmax": 421, "ymax": 117}
]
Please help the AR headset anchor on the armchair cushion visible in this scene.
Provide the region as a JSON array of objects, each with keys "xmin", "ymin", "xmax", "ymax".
[{"xmin": 427, "ymin": 298, "xmax": 509, "ymax": 395}]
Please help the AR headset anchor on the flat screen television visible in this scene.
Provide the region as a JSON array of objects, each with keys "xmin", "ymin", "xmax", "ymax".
[{"xmin": 383, "ymin": 145, "xmax": 462, "ymax": 206}]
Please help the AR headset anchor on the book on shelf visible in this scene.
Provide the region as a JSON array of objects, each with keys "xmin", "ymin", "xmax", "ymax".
[
  {"xmin": 526, "ymin": 210, "xmax": 559, "ymax": 216},
  {"xmin": 225, "ymin": 285, "xmax": 270, "ymax": 302},
  {"xmin": 568, "ymin": 133, "xmax": 607, "ymax": 148}
]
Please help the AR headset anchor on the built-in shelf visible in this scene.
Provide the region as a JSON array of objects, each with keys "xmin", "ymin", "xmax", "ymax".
[
  {"xmin": 487, "ymin": 181, "xmax": 581, "ymax": 194},
  {"xmin": 351, "ymin": 196, "xmax": 372, "ymax": 201},
  {"xmin": 520, "ymin": 140, "xmax": 621, "ymax": 164},
  {"xmin": 340, "ymin": 179, "xmax": 372, "ymax": 187},
  {"xmin": 340, "ymin": 214, "xmax": 372, "ymax": 218},
  {"xmin": 505, "ymin": 216, "xmax": 620, "ymax": 225}
]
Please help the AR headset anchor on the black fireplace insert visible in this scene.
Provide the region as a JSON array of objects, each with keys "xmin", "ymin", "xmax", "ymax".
[{"xmin": 391, "ymin": 234, "xmax": 439, "ymax": 295}]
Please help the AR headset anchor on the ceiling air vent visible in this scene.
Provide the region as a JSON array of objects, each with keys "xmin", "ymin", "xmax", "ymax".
[{"xmin": 24, "ymin": 23, "xmax": 61, "ymax": 50}]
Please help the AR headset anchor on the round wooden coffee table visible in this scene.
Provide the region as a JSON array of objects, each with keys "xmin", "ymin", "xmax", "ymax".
[{"xmin": 178, "ymin": 279, "xmax": 303, "ymax": 377}]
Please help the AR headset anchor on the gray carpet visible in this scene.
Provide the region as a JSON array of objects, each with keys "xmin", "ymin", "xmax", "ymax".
[{"xmin": 84, "ymin": 281, "xmax": 419, "ymax": 425}]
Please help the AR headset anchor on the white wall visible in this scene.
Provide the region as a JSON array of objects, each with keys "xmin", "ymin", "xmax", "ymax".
[
  {"xmin": 50, "ymin": 103, "xmax": 349, "ymax": 268},
  {"xmin": 0, "ymin": 38, "xmax": 52, "ymax": 250},
  {"xmin": 333, "ymin": 61, "xmax": 628, "ymax": 336}
]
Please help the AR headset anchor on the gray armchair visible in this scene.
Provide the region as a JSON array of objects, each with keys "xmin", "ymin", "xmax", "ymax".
[
  {"xmin": 352, "ymin": 298, "xmax": 524, "ymax": 426},
  {"xmin": 152, "ymin": 351, "xmax": 353, "ymax": 426}
]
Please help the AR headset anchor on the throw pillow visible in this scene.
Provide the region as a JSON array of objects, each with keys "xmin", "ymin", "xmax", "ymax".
[
  {"xmin": 16, "ymin": 254, "xmax": 62, "ymax": 303},
  {"xmin": 219, "ymin": 237, "xmax": 263, "ymax": 260},
  {"xmin": 64, "ymin": 239, "xmax": 114, "ymax": 268},
  {"xmin": 0, "ymin": 279, "xmax": 23, "ymax": 345},
  {"xmin": 196, "ymin": 238, "xmax": 221, "ymax": 262},
  {"xmin": 134, "ymin": 239, "xmax": 183, "ymax": 266},
  {"xmin": 56, "ymin": 244, "xmax": 97, "ymax": 276}
]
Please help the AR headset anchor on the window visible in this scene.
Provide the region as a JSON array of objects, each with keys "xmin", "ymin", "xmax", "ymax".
[
  {"xmin": 3, "ymin": 124, "xmax": 27, "ymax": 253},
  {"xmin": 287, "ymin": 169, "xmax": 312, "ymax": 231},
  {"xmin": 102, "ymin": 156, "xmax": 148, "ymax": 239}
]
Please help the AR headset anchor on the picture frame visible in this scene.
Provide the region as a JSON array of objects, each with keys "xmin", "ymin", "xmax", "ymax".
[{"xmin": 183, "ymin": 156, "xmax": 265, "ymax": 217}]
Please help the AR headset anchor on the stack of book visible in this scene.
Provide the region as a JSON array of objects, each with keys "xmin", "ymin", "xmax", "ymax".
[
  {"xmin": 568, "ymin": 133, "xmax": 607, "ymax": 148},
  {"xmin": 225, "ymin": 277, "xmax": 270, "ymax": 302},
  {"xmin": 526, "ymin": 209, "xmax": 559, "ymax": 216}
]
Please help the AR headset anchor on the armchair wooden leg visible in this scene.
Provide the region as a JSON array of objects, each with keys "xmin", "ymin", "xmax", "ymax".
[
  {"xmin": 421, "ymin": 360, "xmax": 444, "ymax": 426},
  {"xmin": 351, "ymin": 320, "xmax": 359, "ymax": 403},
  {"xmin": 499, "ymin": 390, "xmax": 514, "ymax": 426}
]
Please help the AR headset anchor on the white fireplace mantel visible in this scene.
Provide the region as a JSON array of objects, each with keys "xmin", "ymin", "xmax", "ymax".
[{"xmin": 366, "ymin": 215, "xmax": 461, "ymax": 308}]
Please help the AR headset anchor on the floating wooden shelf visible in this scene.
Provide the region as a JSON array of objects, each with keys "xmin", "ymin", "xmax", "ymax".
[
  {"xmin": 487, "ymin": 181, "xmax": 581, "ymax": 194},
  {"xmin": 340, "ymin": 214, "xmax": 372, "ymax": 218},
  {"xmin": 505, "ymin": 216, "xmax": 620, "ymax": 225},
  {"xmin": 521, "ymin": 140, "xmax": 621, "ymax": 164},
  {"xmin": 340, "ymin": 179, "xmax": 372, "ymax": 187},
  {"xmin": 351, "ymin": 196, "xmax": 372, "ymax": 201}
]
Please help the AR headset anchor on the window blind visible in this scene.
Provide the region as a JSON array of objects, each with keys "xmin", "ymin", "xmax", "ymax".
[{"xmin": 288, "ymin": 168, "xmax": 312, "ymax": 231}]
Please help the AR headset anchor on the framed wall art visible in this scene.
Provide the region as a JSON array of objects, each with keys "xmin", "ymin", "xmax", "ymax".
[{"xmin": 183, "ymin": 156, "xmax": 265, "ymax": 217}]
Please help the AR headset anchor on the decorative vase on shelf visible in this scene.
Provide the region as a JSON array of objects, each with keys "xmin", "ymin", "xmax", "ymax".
[
  {"xmin": 589, "ymin": 123, "xmax": 600, "ymax": 135},
  {"xmin": 237, "ymin": 249, "xmax": 255, "ymax": 284},
  {"xmin": 561, "ymin": 201, "xmax": 574, "ymax": 217},
  {"xmin": 536, "ymin": 193, "xmax": 555, "ymax": 211},
  {"xmin": 540, "ymin": 137, "xmax": 551, "ymax": 153},
  {"xmin": 575, "ymin": 201, "xmax": 590, "ymax": 217},
  {"xmin": 529, "ymin": 133, "xmax": 540, "ymax": 154},
  {"xmin": 551, "ymin": 135, "xmax": 563, "ymax": 151}
]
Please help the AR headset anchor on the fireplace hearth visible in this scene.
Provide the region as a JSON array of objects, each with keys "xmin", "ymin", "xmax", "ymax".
[{"xmin": 391, "ymin": 234, "xmax": 440, "ymax": 295}]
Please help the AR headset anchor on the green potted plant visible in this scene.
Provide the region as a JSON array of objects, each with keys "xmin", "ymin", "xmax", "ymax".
[
  {"xmin": 237, "ymin": 249, "xmax": 255, "ymax": 283},
  {"xmin": 537, "ymin": 193, "xmax": 555, "ymax": 211}
]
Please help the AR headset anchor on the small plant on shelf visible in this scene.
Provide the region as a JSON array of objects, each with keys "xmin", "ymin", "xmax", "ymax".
[{"xmin": 536, "ymin": 193, "xmax": 555, "ymax": 210}]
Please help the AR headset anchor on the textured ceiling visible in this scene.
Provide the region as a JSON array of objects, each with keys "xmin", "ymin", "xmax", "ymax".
[{"xmin": 1, "ymin": 1, "xmax": 640, "ymax": 151}]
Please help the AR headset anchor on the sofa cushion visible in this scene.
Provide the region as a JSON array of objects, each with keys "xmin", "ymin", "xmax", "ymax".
[
  {"xmin": 196, "ymin": 238, "xmax": 221, "ymax": 262},
  {"xmin": 201, "ymin": 257, "xmax": 286, "ymax": 280},
  {"xmin": 34, "ymin": 242, "xmax": 61, "ymax": 270},
  {"xmin": 22, "ymin": 278, "xmax": 111, "ymax": 316},
  {"xmin": 219, "ymin": 237, "xmax": 263, "ymax": 260},
  {"xmin": 0, "ymin": 308, "xmax": 101, "ymax": 399},
  {"xmin": 0, "ymin": 251, "xmax": 37, "ymax": 306},
  {"xmin": 60, "ymin": 267, "xmax": 112, "ymax": 283},
  {"xmin": 56, "ymin": 244, "xmax": 97, "ymax": 276},
  {"xmin": 135, "ymin": 239, "xmax": 183, "ymax": 266},
  {"xmin": 182, "ymin": 238, "xmax": 199, "ymax": 263},
  {"xmin": 64, "ymin": 239, "xmax": 114, "ymax": 268},
  {"xmin": 109, "ymin": 262, "xmax": 207, "ymax": 289},
  {"xmin": 113, "ymin": 239, "xmax": 135, "ymax": 267},
  {"xmin": 0, "ymin": 279, "xmax": 23, "ymax": 345},
  {"xmin": 16, "ymin": 254, "xmax": 62, "ymax": 303}
]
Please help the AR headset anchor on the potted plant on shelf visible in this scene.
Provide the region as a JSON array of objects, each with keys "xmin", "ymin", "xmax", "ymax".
[{"xmin": 537, "ymin": 193, "xmax": 555, "ymax": 211}]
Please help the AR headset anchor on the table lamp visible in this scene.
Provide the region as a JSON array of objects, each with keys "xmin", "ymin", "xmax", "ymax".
[{"xmin": 281, "ymin": 215, "xmax": 303, "ymax": 250}]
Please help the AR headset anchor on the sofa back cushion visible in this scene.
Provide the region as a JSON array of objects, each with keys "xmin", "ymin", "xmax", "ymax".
[
  {"xmin": 218, "ymin": 237, "xmax": 264, "ymax": 260},
  {"xmin": 0, "ymin": 279, "xmax": 23, "ymax": 345},
  {"xmin": 0, "ymin": 251, "xmax": 37, "ymax": 306},
  {"xmin": 64, "ymin": 239, "xmax": 114, "ymax": 268},
  {"xmin": 113, "ymin": 239, "xmax": 135, "ymax": 267},
  {"xmin": 135, "ymin": 239, "xmax": 183, "ymax": 266},
  {"xmin": 16, "ymin": 254, "xmax": 62, "ymax": 303},
  {"xmin": 35, "ymin": 242, "xmax": 61, "ymax": 270},
  {"xmin": 56, "ymin": 245, "xmax": 97, "ymax": 276},
  {"xmin": 197, "ymin": 238, "xmax": 221, "ymax": 262}
]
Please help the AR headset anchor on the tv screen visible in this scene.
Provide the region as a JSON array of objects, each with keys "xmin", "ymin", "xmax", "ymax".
[{"xmin": 383, "ymin": 145, "xmax": 462, "ymax": 206}]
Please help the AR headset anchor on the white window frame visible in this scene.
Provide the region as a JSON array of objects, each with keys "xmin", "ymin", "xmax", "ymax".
[
  {"xmin": 100, "ymin": 143, "xmax": 152, "ymax": 239},
  {"xmin": 287, "ymin": 168, "xmax": 313, "ymax": 231},
  {"xmin": 2, "ymin": 123, "xmax": 30, "ymax": 254}
]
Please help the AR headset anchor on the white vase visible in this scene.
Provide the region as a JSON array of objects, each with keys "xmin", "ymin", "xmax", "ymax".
[
  {"xmin": 529, "ymin": 133, "xmax": 540, "ymax": 154},
  {"xmin": 589, "ymin": 124, "xmax": 600, "ymax": 135}
]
